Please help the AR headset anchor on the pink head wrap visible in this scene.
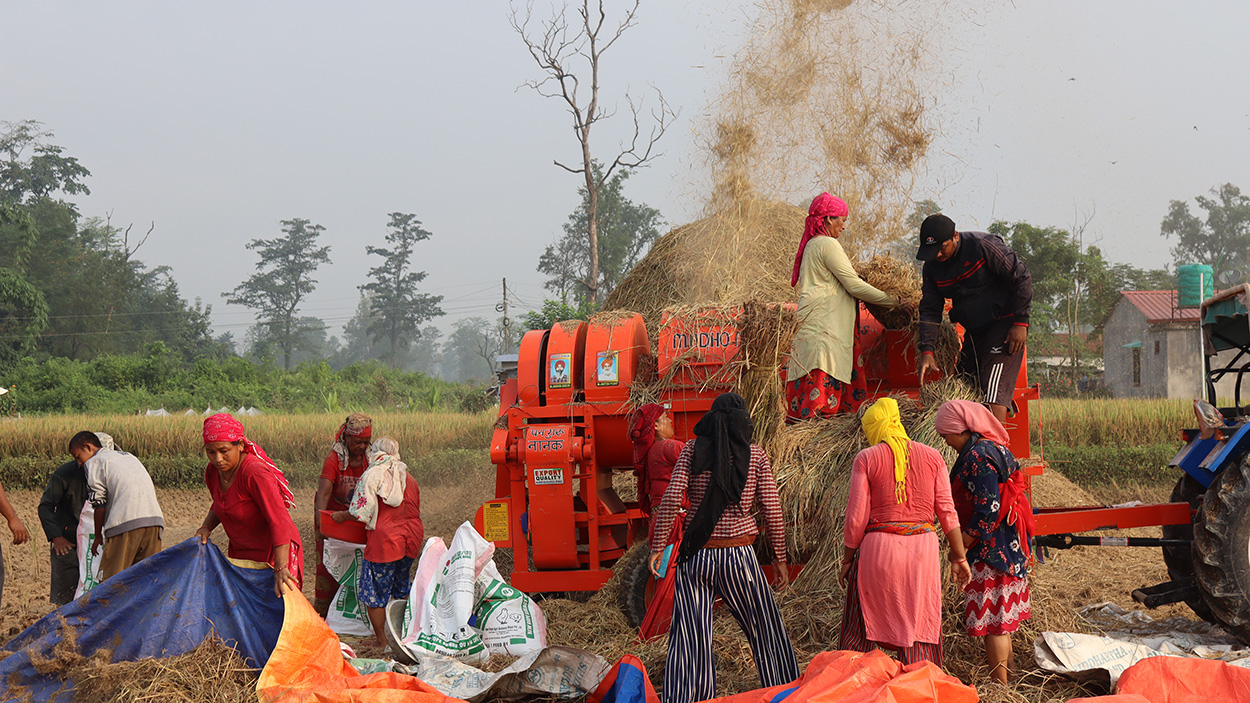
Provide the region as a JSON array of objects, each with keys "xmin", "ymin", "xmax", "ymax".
[
  {"xmin": 791, "ymin": 193, "xmax": 850, "ymax": 287},
  {"xmin": 934, "ymin": 400, "xmax": 1011, "ymax": 447},
  {"xmin": 202, "ymin": 413, "xmax": 296, "ymax": 508}
]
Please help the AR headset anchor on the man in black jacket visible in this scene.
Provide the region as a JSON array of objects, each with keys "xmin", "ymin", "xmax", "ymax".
[
  {"xmin": 915, "ymin": 214, "xmax": 1033, "ymax": 423},
  {"xmin": 39, "ymin": 444, "xmax": 93, "ymax": 605}
]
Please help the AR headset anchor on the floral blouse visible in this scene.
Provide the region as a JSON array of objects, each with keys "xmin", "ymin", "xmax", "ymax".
[{"xmin": 950, "ymin": 434, "xmax": 1030, "ymax": 578}]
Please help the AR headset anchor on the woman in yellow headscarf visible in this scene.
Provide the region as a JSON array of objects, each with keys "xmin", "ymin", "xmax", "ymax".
[{"xmin": 837, "ymin": 398, "xmax": 971, "ymax": 666}]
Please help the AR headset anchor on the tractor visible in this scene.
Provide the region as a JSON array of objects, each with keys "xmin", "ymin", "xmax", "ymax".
[{"xmin": 1123, "ymin": 283, "xmax": 1250, "ymax": 639}]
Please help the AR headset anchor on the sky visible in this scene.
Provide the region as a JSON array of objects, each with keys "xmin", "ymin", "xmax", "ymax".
[{"xmin": 2, "ymin": 1, "xmax": 1249, "ymax": 343}]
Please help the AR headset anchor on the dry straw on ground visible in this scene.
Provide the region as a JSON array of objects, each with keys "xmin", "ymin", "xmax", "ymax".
[{"xmin": 18, "ymin": 622, "xmax": 258, "ymax": 703}]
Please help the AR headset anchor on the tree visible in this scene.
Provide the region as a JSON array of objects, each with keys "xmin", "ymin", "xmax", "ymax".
[
  {"xmin": 996, "ymin": 218, "xmax": 1172, "ymax": 386},
  {"xmin": 333, "ymin": 295, "xmax": 384, "ymax": 368},
  {"xmin": 0, "ymin": 122, "xmax": 219, "ymax": 362},
  {"xmin": 996, "ymin": 219, "xmax": 1099, "ymax": 384},
  {"xmin": 1160, "ymin": 183, "xmax": 1250, "ymax": 285},
  {"xmin": 0, "ymin": 120, "xmax": 91, "ymax": 207},
  {"xmin": 441, "ymin": 317, "xmax": 498, "ymax": 383},
  {"xmin": 409, "ymin": 325, "xmax": 443, "ymax": 377},
  {"xmin": 225, "ymin": 218, "xmax": 331, "ymax": 370},
  {"xmin": 538, "ymin": 165, "xmax": 662, "ymax": 303},
  {"xmin": 245, "ymin": 315, "xmax": 333, "ymax": 366},
  {"xmin": 361, "ymin": 213, "xmax": 445, "ymax": 367},
  {"xmin": 511, "ymin": 0, "xmax": 675, "ymax": 306},
  {"xmin": 0, "ymin": 268, "xmax": 49, "ymax": 369},
  {"xmin": 906, "ymin": 199, "xmax": 943, "ymax": 231},
  {"xmin": 522, "ymin": 298, "xmax": 599, "ymax": 332}
]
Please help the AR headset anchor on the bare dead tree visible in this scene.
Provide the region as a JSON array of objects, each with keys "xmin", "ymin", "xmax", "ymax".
[
  {"xmin": 1063, "ymin": 205, "xmax": 1098, "ymax": 384},
  {"xmin": 510, "ymin": 0, "xmax": 676, "ymax": 306}
]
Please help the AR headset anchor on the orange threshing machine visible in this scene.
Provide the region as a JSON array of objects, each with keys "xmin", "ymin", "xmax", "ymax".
[
  {"xmin": 477, "ymin": 291, "xmax": 1250, "ymax": 643},
  {"xmin": 474, "ymin": 305, "xmax": 1037, "ymax": 606}
]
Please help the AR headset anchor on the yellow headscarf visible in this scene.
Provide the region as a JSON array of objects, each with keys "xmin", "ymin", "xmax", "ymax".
[{"xmin": 861, "ymin": 397, "xmax": 912, "ymax": 503}]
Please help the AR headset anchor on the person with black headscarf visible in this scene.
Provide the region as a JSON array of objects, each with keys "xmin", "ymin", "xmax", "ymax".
[{"xmin": 647, "ymin": 393, "xmax": 799, "ymax": 703}]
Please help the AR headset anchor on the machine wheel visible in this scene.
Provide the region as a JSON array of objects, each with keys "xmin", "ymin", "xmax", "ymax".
[
  {"xmin": 1161, "ymin": 475, "xmax": 1218, "ymax": 623},
  {"xmin": 1193, "ymin": 453, "xmax": 1250, "ymax": 643},
  {"xmin": 617, "ymin": 544, "xmax": 657, "ymax": 628}
]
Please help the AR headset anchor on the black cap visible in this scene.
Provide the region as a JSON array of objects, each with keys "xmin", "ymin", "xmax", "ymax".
[{"xmin": 916, "ymin": 214, "xmax": 956, "ymax": 262}]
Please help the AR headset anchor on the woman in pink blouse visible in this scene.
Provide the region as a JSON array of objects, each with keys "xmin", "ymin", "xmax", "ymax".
[{"xmin": 838, "ymin": 398, "xmax": 971, "ymax": 665}]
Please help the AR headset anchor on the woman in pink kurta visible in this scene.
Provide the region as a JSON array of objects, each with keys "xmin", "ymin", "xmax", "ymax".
[{"xmin": 837, "ymin": 398, "xmax": 971, "ymax": 666}]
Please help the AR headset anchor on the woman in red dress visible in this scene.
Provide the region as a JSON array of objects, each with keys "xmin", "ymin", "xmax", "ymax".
[
  {"xmin": 312, "ymin": 412, "xmax": 372, "ymax": 615},
  {"xmin": 196, "ymin": 413, "xmax": 303, "ymax": 598},
  {"xmin": 330, "ymin": 437, "xmax": 423, "ymax": 646}
]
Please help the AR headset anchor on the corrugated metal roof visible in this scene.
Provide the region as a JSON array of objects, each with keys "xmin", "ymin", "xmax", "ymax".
[{"xmin": 1122, "ymin": 290, "xmax": 1201, "ymax": 324}]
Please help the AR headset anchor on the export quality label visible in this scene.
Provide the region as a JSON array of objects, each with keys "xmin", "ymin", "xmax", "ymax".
[{"xmin": 532, "ymin": 467, "xmax": 564, "ymax": 485}]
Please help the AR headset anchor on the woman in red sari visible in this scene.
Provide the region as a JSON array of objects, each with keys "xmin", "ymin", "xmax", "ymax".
[
  {"xmin": 312, "ymin": 412, "xmax": 372, "ymax": 615},
  {"xmin": 195, "ymin": 413, "xmax": 303, "ymax": 598},
  {"xmin": 786, "ymin": 193, "xmax": 900, "ymax": 422}
]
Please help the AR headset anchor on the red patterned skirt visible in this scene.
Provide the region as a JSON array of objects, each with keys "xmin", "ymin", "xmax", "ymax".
[
  {"xmin": 964, "ymin": 561, "xmax": 1031, "ymax": 636},
  {"xmin": 785, "ymin": 365, "xmax": 868, "ymax": 424}
]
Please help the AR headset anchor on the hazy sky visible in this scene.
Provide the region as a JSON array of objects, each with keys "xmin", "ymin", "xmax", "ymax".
[{"xmin": 3, "ymin": 1, "xmax": 1248, "ymax": 342}]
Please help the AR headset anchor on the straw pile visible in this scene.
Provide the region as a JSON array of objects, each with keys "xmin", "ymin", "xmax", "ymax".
[
  {"xmin": 22, "ymin": 623, "xmax": 257, "ymax": 703},
  {"xmin": 773, "ymin": 377, "xmax": 979, "ymax": 586},
  {"xmin": 853, "ymin": 254, "xmax": 922, "ymax": 330},
  {"xmin": 603, "ymin": 199, "xmax": 807, "ymax": 335}
]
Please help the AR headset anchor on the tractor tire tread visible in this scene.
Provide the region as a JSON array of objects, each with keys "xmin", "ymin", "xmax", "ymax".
[{"xmin": 1193, "ymin": 454, "xmax": 1250, "ymax": 643}]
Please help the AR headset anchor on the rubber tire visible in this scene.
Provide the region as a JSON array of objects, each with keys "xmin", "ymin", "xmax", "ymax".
[
  {"xmin": 1161, "ymin": 474, "xmax": 1219, "ymax": 623},
  {"xmin": 618, "ymin": 543, "xmax": 656, "ymax": 628},
  {"xmin": 1193, "ymin": 453, "xmax": 1250, "ymax": 643}
]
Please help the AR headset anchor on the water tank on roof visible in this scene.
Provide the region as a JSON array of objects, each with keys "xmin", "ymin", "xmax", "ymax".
[{"xmin": 1177, "ymin": 264, "xmax": 1214, "ymax": 308}]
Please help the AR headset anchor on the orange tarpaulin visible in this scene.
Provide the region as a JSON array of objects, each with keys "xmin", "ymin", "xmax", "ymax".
[
  {"xmin": 1070, "ymin": 655, "xmax": 1250, "ymax": 703},
  {"xmin": 708, "ymin": 650, "xmax": 978, "ymax": 703},
  {"xmin": 256, "ymin": 592, "xmax": 466, "ymax": 703}
]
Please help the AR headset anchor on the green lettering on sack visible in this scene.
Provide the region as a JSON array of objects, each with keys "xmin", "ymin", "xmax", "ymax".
[{"xmin": 334, "ymin": 552, "xmax": 365, "ymax": 622}]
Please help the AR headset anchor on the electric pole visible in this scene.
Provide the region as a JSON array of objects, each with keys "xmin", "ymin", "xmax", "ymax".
[{"xmin": 496, "ymin": 277, "xmax": 511, "ymax": 355}]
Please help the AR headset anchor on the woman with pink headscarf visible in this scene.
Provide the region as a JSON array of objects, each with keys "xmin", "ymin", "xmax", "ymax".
[
  {"xmin": 786, "ymin": 193, "xmax": 899, "ymax": 422},
  {"xmin": 196, "ymin": 413, "xmax": 304, "ymax": 599},
  {"xmin": 935, "ymin": 399, "xmax": 1035, "ymax": 685}
]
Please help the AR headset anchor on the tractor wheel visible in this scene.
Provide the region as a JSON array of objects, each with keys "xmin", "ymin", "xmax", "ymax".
[
  {"xmin": 1193, "ymin": 453, "xmax": 1250, "ymax": 643},
  {"xmin": 618, "ymin": 543, "xmax": 658, "ymax": 628},
  {"xmin": 1161, "ymin": 475, "xmax": 1218, "ymax": 623}
]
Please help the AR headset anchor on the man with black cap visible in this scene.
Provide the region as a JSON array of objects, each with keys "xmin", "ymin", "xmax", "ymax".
[{"xmin": 915, "ymin": 214, "xmax": 1032, "ymax": 423}]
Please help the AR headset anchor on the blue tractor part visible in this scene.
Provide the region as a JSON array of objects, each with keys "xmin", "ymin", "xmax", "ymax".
[{"xmin": 1153, "ymin": 285, "xmax": 1250, "ymax": 639}]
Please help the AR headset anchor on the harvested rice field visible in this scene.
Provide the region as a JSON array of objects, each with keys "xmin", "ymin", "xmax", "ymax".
[{"xmin": 0, "ymin": 449, "xmax": 1201, "ymax": 702}]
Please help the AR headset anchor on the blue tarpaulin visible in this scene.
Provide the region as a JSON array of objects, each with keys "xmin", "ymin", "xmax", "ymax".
[{"xmin": 0, "ymin": 539, "xmax": 284, "ymax": 702}]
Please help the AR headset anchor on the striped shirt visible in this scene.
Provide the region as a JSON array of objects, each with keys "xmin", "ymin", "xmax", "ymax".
[{"xmin": 648, "ymin": 442, "xmax": 788, "ymax": 563}]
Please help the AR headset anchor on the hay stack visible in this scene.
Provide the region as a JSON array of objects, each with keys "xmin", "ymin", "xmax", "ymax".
[
  {"xmin": 772, "ymin": 378, "xmax": 980, "ymax": 584},
  {"xmin": 602, "ymin": 198, "xmax": 807, "ymax": 333}
]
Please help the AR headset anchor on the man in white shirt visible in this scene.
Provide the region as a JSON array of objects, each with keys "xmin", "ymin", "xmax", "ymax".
[{"xmin": 69, "ymin": 431, "xmax": 164, "ymax": 581}]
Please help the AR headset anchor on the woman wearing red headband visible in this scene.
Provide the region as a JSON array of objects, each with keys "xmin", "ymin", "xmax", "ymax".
[
  {"xmin": 196, "ymin": 413, "xmax": 303, "ymax": 598},
  {"xmin": 786, "ymin": 193, "xmax": 900, "ymax": 422},
  {"xmin": 312, "ymin": 412, "xmax": 372, "ymax": 615}
]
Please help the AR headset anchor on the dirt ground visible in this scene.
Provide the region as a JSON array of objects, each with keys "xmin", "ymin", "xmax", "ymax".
[
  {"xmin": 0, "ymin": 461, "xmax": 1211, "ymax": 701},
  {"xmin": 1, "ymin": 475, "xmax": 493, "ymax": 637}
]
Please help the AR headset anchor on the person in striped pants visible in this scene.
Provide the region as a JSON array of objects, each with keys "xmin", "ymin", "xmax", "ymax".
[{"xmin": 648, "ymin": 393, "xmax": 799, "ymax": 703}]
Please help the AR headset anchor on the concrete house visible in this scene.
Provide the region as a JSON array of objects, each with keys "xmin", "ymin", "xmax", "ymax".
[{"xmin": 1102, "ymin": 290, "xmax": 1236, "ymax": 399}]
